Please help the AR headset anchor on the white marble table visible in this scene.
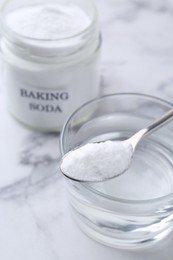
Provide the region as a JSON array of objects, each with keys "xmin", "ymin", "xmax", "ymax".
[{"xmin": 1, "ymin": 0, "xmax": 173, "ymax": 259}]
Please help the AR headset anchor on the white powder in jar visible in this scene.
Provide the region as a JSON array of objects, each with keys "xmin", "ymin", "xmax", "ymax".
[
  {"xmin": 6, "ymin": 4, "xmax": 91, "ymax": 39},
  {"xmin": 61, "ymin": 141, "xmax": 133, "ymax": 182},
  {"xmin": 2, "ymin": 1, "xmax": 101, "ymax": 131}
]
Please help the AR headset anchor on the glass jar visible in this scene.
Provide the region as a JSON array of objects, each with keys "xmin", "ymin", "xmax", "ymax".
[
  {"xmin": 0, "ymin": 0, "xmax": 101, "ymax": 131},
  {"xmin": 60, "ymin": 93, "xmax": 173, "ymax": 249}
]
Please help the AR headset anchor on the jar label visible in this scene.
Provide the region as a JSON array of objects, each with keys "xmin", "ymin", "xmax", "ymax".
[
  {"xmin": 5, "ymin": 66, "xmax": 100, "ymax": 131},
  {"xmin": 20, "ymin": 88, "xmax": 69, "ymax": 113},
  {"xmin": 7, "ymin": 83, "xmax": 74, "ymax": 130}
]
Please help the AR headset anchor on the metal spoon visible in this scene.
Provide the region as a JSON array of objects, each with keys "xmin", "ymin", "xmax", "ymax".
[{"xmin": 60, "ymin": 107, "xmax": 173, "ymax": 182}]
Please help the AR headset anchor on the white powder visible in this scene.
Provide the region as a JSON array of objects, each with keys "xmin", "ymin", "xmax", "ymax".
[
  {"xmin": 6, "ymin": 4, "xmax": 91, "ymax": 39},
  {"xmin": 61, "ymin": 141, "xmax": 133, "ymax": 182},
  {"xmin": 2, "ymin": 2, "xmax": 100, "ymax": 131}
]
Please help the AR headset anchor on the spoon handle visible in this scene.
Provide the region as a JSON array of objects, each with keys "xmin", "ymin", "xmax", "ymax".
[
  {"xmin": 129, "ymin": 107, "xmax": 173, "ymax": 150},
  {"xmin": 146, "ymin": 107, "xmax": 173, "ymax": 134}
]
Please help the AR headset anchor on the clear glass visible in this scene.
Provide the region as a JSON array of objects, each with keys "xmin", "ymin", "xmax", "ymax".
[
  {"xmin": 60, "ymin": 93, "xmax": 173, "ymax": 249},
  {"xmin": 0, "ymin": 0, "xmax": 101, "ymax": 131}
]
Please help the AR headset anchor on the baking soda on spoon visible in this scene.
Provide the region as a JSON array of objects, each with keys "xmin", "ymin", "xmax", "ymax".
[
  {"xmin": 61, "ymin": 104, "xmax": 173, "ymax": 182},
  {"xmin": 60, "ymin": 141, "xmax": 133, "ymax": 182}
]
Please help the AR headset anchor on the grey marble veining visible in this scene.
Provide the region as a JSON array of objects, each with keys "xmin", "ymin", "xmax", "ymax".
[
  {"xmin": 96, "ymin": 0, "xmax": 173, "ymax": 102},
  {"xmin": 1, "ymin": 0, "xmax": 173, "ymax": 259}
]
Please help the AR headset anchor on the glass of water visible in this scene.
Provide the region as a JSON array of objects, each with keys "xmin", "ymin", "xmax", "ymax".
[{"xmin": 60, "ymin": 93, "xmax": 173, "ymax": 249}]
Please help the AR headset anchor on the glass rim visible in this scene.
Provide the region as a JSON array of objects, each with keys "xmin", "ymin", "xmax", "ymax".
[{"xmin": 60, "ymin": 92, "xmax": 173, "ymax": 205}]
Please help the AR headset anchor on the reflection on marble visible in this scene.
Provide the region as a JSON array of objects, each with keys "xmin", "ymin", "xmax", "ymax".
[{"xmin": 1, "ymin": 0, "xmax": 173, "ymax": 259}]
